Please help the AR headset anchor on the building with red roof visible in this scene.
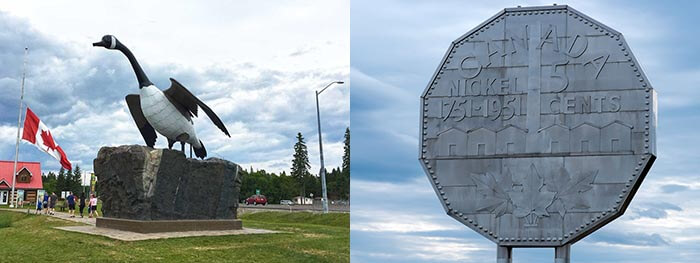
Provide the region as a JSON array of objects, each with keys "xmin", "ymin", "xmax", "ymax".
[{"xmin": 0, "ymin": 160, "xmax": 43, "ymax": 205}]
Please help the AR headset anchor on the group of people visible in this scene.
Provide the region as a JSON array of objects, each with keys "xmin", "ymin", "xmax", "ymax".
[
  {"xmin": 35, "ymin": 192, "xmax": 100, "ymax": 218},
  {"xmin": 35, "ymin": 192, "xmax": 58, "ymax": 215}
]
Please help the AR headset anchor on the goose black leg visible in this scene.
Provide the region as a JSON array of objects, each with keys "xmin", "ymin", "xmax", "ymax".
[{"xmin": 189, "ymin": 145, "xmax": 193, "ymax": 158}]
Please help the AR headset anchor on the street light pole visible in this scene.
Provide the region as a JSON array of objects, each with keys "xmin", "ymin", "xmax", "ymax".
[{"xmin": 316, "ymin": 81, "xmax": 344, "ymax": 214}]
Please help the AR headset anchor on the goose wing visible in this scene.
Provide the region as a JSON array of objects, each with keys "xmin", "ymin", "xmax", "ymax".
[
  {"xmin": 163, "ymin": 78, "xmax": 231, "ymax": 137},
  {"xmin": 125, "ymin": 94, "xmax": 157, "ymax": 147}
]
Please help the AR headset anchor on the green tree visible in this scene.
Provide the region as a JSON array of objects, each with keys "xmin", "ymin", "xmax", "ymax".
[
  {"xmin": 56, "ymin": 168, "xmax": 66, "ymax": 195},
  {"xmin": 278, "ymin": 171, "xmax": 298, "ymax": 202},
  {"xmin": 70, "ymin": 165, "xmax": 83, "ymax": 194},
  {"xmin": 324, "ymin": 127, "xmax": 351, "ymax": 201},
  {"xmin": 42, "ymin": 171, "xmax": 57, "ymax": 195},
  {"xmin": 291, "ymin": 132, "xmax": 311, "ymax": 204},
  {"xmin": 343, "ymin": 127, "xmax": 350, "ymax": 174}
]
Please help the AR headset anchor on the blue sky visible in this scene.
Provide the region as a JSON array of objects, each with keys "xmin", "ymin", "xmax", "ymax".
[
  {"xmin": 0, "ymin": 0, "xmax": 349, "ymax": 175},
  {"xmin": 351, "ymin": 0, "xmax": 700, "ymax": 262}
]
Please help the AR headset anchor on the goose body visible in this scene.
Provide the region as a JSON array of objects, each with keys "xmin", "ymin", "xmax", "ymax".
[
  {"xmin": 140, "ymin": 85, "xmax": 201, "ymax": 148},
  {"xmin": 93, "ymin": 35, "xmax": 229, "ymax": 158}
]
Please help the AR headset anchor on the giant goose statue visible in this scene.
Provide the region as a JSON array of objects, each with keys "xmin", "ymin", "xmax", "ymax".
[{"xmin": 93, "ymin": 35, "xmax": 230, "ymax": 159}]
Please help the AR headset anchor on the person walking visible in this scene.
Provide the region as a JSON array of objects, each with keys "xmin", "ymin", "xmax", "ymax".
[
  {"xmin": 35, "ymin": 198, "xmax": 42, "ymax": 214},
  {"xmin": 78, "ymin": 192, "xmax": 86, "ymax": 218},
  {"xmin": 42, "ymin": 193, "xmax": 49, "ymax": 215},
  {"xmin": 66, "ymin": 192, "xmax": 76, "ymax": 218},
  {"xmin": 49, "ymin": 192, "xmax": 58, "ymax": 215},
  {"xmin": 88, "ymin": 194, "xmax": 99, "ymax": 218}
]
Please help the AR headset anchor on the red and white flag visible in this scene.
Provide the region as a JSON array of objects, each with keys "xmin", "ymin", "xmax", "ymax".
[{"xmin": 21, "ymin": 107, "xmax": 72, "ymax": 170}]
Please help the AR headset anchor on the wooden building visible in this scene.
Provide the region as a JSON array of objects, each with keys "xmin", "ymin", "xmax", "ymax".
[{"xmin": 0, "ymin": 160, "xmax": 43, "ymax": 205}]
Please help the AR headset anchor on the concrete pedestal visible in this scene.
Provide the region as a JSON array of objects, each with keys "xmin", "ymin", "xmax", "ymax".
[{"xmin": 96, "ymin": 217, "xmax": 242, "ymax": 233}]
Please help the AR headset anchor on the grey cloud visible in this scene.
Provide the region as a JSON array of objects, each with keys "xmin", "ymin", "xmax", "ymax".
[
  {"xmin": 660, "ymin": 184, "xmax": 690, "ymax": 193},
  {"xmin": 586, "ymin": 231, "xmax": 670, "ymax": 246},
  {"xmin": 630, "ymin": 202, "xmax": 682, "ymax": 219},
  {"xmin": 0, "ymin": 10, "xmax": 72, "ymax": 121}
]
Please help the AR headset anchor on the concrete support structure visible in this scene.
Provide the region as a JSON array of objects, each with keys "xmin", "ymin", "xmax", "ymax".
[
  {"xmin": 497, "ymin": 246, "xmax": 512, "ymax": 263},
  {"xmin": 555, "ymin": 244, "xmax": 571, "ymax": 263}
]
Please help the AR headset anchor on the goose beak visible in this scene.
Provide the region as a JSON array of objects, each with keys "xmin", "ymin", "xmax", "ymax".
[{"xmin": 92, "ymin": 41, "xmax": 105, "ymax": 47}]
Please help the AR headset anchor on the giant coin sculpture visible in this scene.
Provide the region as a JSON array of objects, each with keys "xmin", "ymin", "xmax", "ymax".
[{"xmin": 418, "ymin": 5, "xmax": 656, "ymax": 262}]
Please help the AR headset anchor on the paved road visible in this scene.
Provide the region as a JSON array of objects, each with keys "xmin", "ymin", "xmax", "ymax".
[{"xmin": 239, "ymin": 203, "xmax": 349, "ymax": 213}]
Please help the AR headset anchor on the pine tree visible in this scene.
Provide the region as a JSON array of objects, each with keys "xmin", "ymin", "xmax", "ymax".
[
  {"xmin": 339, "ymin": 127, "xmax": 350, "ymax": 200},
  {"xmin": 71, "ymin": 165, "xmax": 83, "ymax": 194},
  {"xmin": 291, "ymin": 132, "xmax": 311, "ymax": 204},
  {"xmin": 56, "ymin": 168, "xmax": 66, "ymax": 195},
  {"xmin": 342, "ymin": 127, "xmax": 350, "ymax": 174}
]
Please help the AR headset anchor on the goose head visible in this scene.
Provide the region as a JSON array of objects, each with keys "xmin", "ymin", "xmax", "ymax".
[{"xmin": 92, "ymin": 35, "xmax": 121, "ymax": 50}]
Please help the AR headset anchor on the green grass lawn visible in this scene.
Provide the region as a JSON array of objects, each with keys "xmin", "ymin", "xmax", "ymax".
[{"xmin": 0, "ymin": 211, "xmax": 349, "ymax": 262}]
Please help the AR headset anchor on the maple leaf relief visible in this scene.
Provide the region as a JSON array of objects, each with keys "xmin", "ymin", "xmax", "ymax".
[
  {"xmin": 546, "ymin": 167, "xmax": 598, "ymax": 218},
  {"xmin": 473, "ymin": 168, "xmax": 514, "ymax": 218},
  {"xmin": 469, "ymin": 164, "xmax": 597, "ymax": 226},
  {"xmin": 508, "ymin": 164, "xmax": 556, "ymax": 226}
]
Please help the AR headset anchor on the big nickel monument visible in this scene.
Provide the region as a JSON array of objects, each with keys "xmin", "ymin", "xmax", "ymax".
[{"xmin": 418, "ymin": 5, "xmax": 657, "ymax": 262}]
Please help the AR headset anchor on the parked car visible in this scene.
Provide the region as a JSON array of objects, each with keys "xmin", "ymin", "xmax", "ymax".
[
  {"xmin": 280, "ymin": 200, "xmax": 294, "ymax": 205},
  {"xmin": 245, "ymin": 195, "xmax": 267, "ymax": 205}
]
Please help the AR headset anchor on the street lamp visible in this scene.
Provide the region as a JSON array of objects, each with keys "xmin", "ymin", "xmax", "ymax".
[{"xmin": 316, "ymin": 81, "xmax": 344, "ymax": 214}]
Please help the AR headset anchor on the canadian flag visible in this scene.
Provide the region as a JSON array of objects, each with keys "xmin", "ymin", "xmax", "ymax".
[{"xmin": 21, "ymin": 107, "xmax": 72, "ymax": 170}]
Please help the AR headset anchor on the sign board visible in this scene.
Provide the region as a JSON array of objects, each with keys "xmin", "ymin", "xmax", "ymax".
[
  {"xmin": 17, "ymin": 190, "xmax": 24, "ymax": 203},
  {"xmin": 256, "ymin": 189, "xmax": 260, "ymax": 195},
  {"xmin": 418, "ymin": 4, "xmax": 657, "ymax": 255},
  {"xmin": 90, "ymin": 173, "xmax": 97, "ymax": 194},
  {"xmin": 81, "ymin": 171, "xmax": 93, "ymax": 186}
]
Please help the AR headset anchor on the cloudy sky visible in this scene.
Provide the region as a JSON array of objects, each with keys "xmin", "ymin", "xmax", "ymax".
[
  {"xmin": 0, "ymin": 0, "xmax": 349, "ymax": 175},
  {"xmin": 351, "ymin": 0, "xmax": 700, "ymax": 262}
]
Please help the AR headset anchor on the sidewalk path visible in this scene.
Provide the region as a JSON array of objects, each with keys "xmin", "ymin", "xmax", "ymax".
[{"xmin": 1, "ymin": 208, "xmax": 96, "ymax": 226}]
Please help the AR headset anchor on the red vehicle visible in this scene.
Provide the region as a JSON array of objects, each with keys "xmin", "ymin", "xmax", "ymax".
[{"xmin": 245, "ymin": 195, "xmax": 267, "ymax": 205}]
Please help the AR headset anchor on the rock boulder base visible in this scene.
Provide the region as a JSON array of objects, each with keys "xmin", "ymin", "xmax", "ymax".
[{"xmin": 94, "ymin": 145, "xmax": 243, "ymax": 221}]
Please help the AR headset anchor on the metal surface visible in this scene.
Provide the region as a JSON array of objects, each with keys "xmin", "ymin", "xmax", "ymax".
[
  {"xmin": 316, "ymin": 81, "xmax": 345, "ymax": 214},
  {"xmin": 418, "ymin": 4, "xmax": 657, "ymax": 252}
]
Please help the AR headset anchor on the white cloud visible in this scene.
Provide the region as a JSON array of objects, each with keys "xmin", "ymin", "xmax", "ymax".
[
  {"xmin": 357, "ymin": 235, "xmax": 489, "ymax": 262},
  {"xmin": 0, "ymin": 2, "xmax": 348, "ymax": 175},
  {"xmin": 0, "ymin": 0, "xmax": 349, "ymax": 70},
  {"xmin": 351, "ymin": 178, "xmax": 462, "ymax": 233}
]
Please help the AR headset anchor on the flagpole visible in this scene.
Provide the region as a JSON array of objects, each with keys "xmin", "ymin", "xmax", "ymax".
[{"xmin": 10, "ymin": 47, "xmax": 28, "ymax": 208}]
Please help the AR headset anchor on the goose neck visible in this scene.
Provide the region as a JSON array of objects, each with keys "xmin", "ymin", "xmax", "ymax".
[{"xmin": 117, "ymin": 45, "xmax": 153, "ymax": 88}]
